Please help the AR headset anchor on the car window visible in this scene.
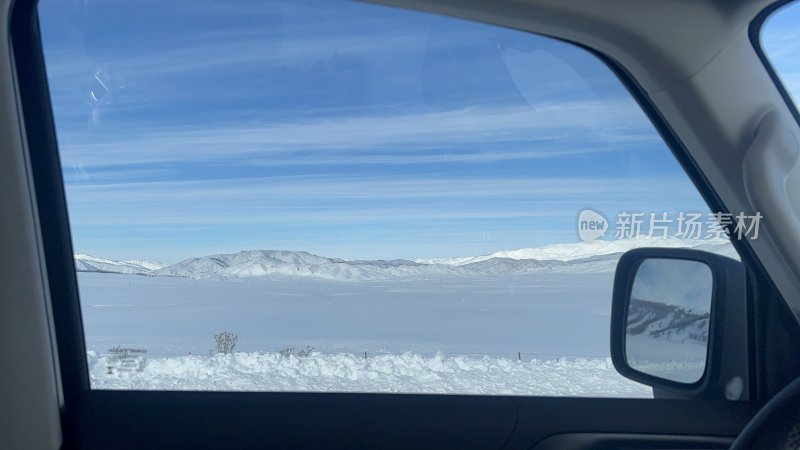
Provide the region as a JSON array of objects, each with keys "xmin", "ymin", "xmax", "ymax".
[
  {"xmin": 38, "ymin": 0, "xmax": 739, "ymax": 397},
  {"xmin": 762, "ymin": 1, "xmax": 800, "ymax": 109}
]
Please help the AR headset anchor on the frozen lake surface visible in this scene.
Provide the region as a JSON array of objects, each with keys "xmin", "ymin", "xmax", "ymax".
[{"xmin": 79, "ymin": 271, "xmax": 617, "ymax": 357}]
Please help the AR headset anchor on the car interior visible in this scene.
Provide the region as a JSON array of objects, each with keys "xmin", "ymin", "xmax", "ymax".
[{"xmin": 2, "ymin": 0, "xmax": 800, "ymax": 448}]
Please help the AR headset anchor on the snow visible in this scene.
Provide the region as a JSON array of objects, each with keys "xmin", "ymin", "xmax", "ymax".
[
  {"xmin": 625, "ymin": 299, "xmax": 710, "ymax": 383},
  {"xmin": 153, "ymin": 251, "xmax": 613, "ymax": 281},
  {"xmin": 416, "ymin": 237, "xmax": 737, "ymax": 266},
  {"xmin": 626, "ymin": 336, "xmax": 707, "ymax": 383},
  {"xmin": 88, "ymin": 350, "xmax": 652, "ymax": 397},
  {"xmin": 74, "ymin": 238, "xmax": 737, "ymax": 283},
  {"xmin": 75, "ymin": 254, "xmax": 165, "ymax": 274},
  {"xmin": 75, "ymin": 239, "xmax": 736, "ymax": 396},
  {"xmin": 77, "ymin": 270, "xmax": 651, "ymax": 396},
  {"xmin": 122, "ymin": 260, "xmax": 169, "ymax": 271},
  {"xmin": 153, "ymin": 250, "xmax": 431, "ymax": 281},
  {"xmin": 626, "ymin": 299, "xmax": 710, "ymax": 343}
]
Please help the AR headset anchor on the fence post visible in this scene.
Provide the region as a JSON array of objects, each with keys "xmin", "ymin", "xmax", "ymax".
[
  {"xmin": 364, "ymin": 351, "xmax": 367, "ymax": 360},
  {"xmin": 518, "ymin": 352, "xmax": 521, "ymax": 361}
]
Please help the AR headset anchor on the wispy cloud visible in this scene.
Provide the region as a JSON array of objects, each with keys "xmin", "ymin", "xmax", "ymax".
[
  {"xmin": 66, "ymin": 173, "xmax": 708, "ymax": 262},
  {"xmin": 40, "ymin": 0, "xmax": 712, "ymax": 262},
  {"xmin": 65, "ymin": 175, "xmax": 706, "ymax": 227},
  {"xmin": 58, "ymin": 101, "xmax": 654, "ymax": 172}
]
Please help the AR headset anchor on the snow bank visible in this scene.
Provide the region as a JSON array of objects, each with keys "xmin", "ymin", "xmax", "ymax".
[{"xmin": 88, "ymin": 351, "xmax": 652, "ymax": 397}]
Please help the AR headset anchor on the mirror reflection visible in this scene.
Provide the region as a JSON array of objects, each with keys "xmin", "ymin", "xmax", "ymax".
[{"xmin": 625, "ymin": 258, "xmax": 712, "ymax": 384}]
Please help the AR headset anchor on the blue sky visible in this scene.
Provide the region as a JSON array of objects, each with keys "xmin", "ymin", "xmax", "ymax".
[
  {"xmin": 763, "ymin": 1, "xmax": 800, "ymax": 104},
  {"xmin": 38, "ymin": 0, "xmax": 799, "ymax": 263}
]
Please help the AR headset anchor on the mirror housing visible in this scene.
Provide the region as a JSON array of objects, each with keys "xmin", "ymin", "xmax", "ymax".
[{"xmin": 610, "ymin": 247, "xmax": 749, "ymax": 399}]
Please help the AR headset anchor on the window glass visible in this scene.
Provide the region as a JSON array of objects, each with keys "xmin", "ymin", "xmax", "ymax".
[
  {"xmin": 762, "ymin": 1, "xmax": 800, "ymax": 108},
  {"xmin": 39, "ymin": 0, "xmax": 736, "ymax": 396}
]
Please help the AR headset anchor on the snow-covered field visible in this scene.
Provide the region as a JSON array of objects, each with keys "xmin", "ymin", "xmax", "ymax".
[
  {"xmin": 89, "ymin": 350, "xmax": 651, "ymax": 397},
  {"xmin": 77, "ymin": 238, "xmax": 734, "ymax": 397}
]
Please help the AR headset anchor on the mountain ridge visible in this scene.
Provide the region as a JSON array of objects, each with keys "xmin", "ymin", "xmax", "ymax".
[
  {"xmin": 415, "ymin": 238, "xmax": 734, "ymax": 265},
  {"xmin": 74, "ymin": 238, "xmax": 738, "ymax": 282}
]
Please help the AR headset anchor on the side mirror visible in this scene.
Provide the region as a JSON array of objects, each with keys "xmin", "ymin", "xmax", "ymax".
[{"xmin": 610, "ymin": 247, "xmax": 749, "ymax": 399}]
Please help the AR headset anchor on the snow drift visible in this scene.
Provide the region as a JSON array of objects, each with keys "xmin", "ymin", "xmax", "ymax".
[{"xmin": 89, "ymin": 350, "xmax": 652, "ymax": 397}]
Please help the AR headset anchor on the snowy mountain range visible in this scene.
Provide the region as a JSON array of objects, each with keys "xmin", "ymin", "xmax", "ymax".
[
  {"xmin": 74, "ymin": 254, "xmax": 169, "ymax": 275},
  {"xmin": 626, "ymin": 298, "xmax": 710, "ymax": 344},
  {"xmin": 74, "ymin": 238, "xmax": 737, "ymax": 282},
  {"xmin": 415, "ymin": 238, "xmax": 736, "ymax": 265}
]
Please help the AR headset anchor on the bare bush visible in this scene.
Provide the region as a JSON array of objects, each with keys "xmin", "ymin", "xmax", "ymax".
[{"xmin": 214, "ymin": 331, "xmax": 238, "ymax": 354}]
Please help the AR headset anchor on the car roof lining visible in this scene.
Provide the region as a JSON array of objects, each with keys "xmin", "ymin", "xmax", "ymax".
[{"xmin": 365, "ymin": 0, "xmax": 773, "ymax": 93}]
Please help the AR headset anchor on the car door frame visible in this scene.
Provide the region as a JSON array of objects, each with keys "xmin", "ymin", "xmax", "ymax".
[{"xmin": 12, "ymin": 0, "xmax": 797, "ymax": 448}]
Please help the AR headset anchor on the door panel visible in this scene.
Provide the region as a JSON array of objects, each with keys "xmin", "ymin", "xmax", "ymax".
[{"xmin": 69, "ymin": 392, "xmax": 755, "ymax": 449}]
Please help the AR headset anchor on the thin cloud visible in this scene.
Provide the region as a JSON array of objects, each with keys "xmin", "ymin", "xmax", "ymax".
[
  {"xmin": 58, "ymin": 101, "xmax": 654, "ymax": 170},
  {"xmin": 64, "ymin": 175, "xmax": 705, "ymax": 227},
  {"xmin": 39, "ymin": 0, "xmax": 714, "ymax": 262}
]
